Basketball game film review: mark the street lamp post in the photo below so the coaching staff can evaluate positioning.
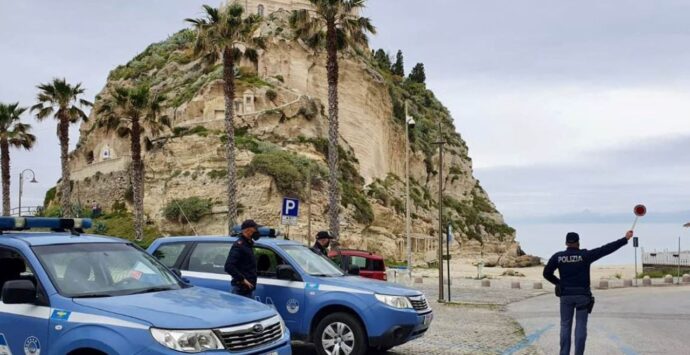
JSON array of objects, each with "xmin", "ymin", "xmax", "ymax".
[
  {"xmin": 405, "ymin": 101, "xmax": 416, "ymax": 271},
  {"xmin": 433, "ymin": 121, "xmax": 446, "ymax": 302},
  {"xmin": 18, "ymin": 169, "xmax": 38, "ymax": 217}
]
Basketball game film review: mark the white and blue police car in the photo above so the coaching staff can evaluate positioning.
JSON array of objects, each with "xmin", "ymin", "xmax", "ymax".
[
  {"xmin": 0, "ymin": 217, "xmax": 291, "ymax": 355},
  {"xmin": 148, "ymin": 228, "xmax": 433, "ymax": 355}
]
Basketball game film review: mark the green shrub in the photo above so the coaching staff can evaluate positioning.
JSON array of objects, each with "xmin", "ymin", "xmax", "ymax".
[
  {"xmin": 43, "ymin": 187, "xmax": 57, "ymax": 207},
  {"xmin": 162, "ymin": 197, "xmax": 212, "ymax": 224},
  {"xmin": 341, "ymin": 182, "xmax": 374, "ymax": 225},
  {"xmin": 207, "ymin": 169, "xmax": 227, "ymax": 179},
  {"xmin": 174, "ymin": 125, "xmax": 208, "ymax": 138},
  {"xmin": 265, "ymin": 89, "xmax": 278, "ymax": 102},
  {"xmin": 245, "ymin": 150, "xmax": 325, "ymax": 198}
]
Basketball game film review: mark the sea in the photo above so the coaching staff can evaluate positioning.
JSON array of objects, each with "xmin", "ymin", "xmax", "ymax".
[{"xmin": 512, "ymin": 223, "xmax": 689, "ymax": 265}]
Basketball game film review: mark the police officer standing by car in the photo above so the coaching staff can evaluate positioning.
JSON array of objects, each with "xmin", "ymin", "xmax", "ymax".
[
  {"xmin": 543, "ymin": 230, "xmax": 634, "ymax": 355},
  {"xmin": 311, "ymin": 231, "xmax": 334, "ymax": 256},
  {"xmin": 225, "ymin": 220, "xmax": 261, "ymax": 298}
]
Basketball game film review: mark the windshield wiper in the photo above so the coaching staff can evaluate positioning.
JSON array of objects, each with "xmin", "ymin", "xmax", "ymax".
[
  {"xmin": 126, "ymin": 286, "xmax": 175, "ymax": 295},
  {"xmin": 73, "ymin": 293, "xmax": 114, "ymax": 298}
]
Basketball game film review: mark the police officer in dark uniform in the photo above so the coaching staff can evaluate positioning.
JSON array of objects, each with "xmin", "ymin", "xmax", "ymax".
[
  {"xmin": 225, "ymin": 220, "xmax": 261, "ymax": 298},
  {"xmin": 311, "ymin": 231, "xmax": 334, "ymax": 256},
  {"xmin": 543, "ymin": 230, "xmax": 634, "ymax": 355}
]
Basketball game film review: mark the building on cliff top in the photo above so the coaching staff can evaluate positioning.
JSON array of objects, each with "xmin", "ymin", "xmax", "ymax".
[{"xmin": 236, "ymin": 0, "xmax": 312, "ymax": 16}]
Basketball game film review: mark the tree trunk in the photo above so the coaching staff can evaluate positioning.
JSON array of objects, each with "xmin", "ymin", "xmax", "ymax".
[
  {"xmin": 58, "ymin": 114, "xmax": 72, "ymax": 217},
  {"xmin": 326, "ymin": 21, "xmax": 341, "ymax": 239},
  {"xmin": 223, "ymin": 47, "xmax": 238, "ymax": 233},
  {"xmin": 131, "ymin": 116, "xmax": 145, "ymax": 241},
  {"xmin": 1, "ymin": 137, "xmax": 10, "ymax": 216}
]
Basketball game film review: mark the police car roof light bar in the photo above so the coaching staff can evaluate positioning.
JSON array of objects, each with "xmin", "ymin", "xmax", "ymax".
[
  {"xmin": 230, "ymin": 225, "xmax": 278, "ymax": 238},
  {"xmin": 0, "ymin": 217, "xmax": 93, "ymax": 232}
]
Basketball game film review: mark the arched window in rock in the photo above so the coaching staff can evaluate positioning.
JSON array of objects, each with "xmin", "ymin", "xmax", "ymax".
[
  {"xmin": 101, "ymin": 145, "xmax": 112, "ymax": 160},
  {"xmin": 257, "ymin": 4, "xmax": 265, "ymax": 16}
]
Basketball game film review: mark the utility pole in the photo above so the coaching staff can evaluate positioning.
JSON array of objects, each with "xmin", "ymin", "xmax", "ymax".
[
  {"xmin": 433, "ymin": 121, "xmax": 446, "ymax": 302},
  {"xmin": 307, "ymin": 168, "xmax": 312, "ymax": 245},
  {"xmin": 405, "ymin": 101, "xmax": 415, "ymax": 271}
]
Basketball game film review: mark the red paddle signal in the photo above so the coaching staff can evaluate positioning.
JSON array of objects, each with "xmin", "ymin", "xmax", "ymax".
[{"xmin": 634, "ymin": 204, "xmax": 647, "ymax": 217}]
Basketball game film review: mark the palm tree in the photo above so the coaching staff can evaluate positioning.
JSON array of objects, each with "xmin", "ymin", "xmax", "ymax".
[
  {"xmin": 0, "ymin": 103, "xmax": 36, "ymax": 216},
  {"xmin": 186, "ymin": 4, "xmax": 264, "ymax": 233},
  {"xmin": 31, "ymin": 78, "xmax": 92, "ymax": 217},
  {"xmin": 96, "ymin": 84, "xmax": 170, "ymax": 241},
  {"xmin": 290, "ymin": 0, "xmax": 375, "ymax": 238}
]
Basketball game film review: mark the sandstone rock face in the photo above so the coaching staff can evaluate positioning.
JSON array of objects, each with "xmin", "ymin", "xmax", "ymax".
[{"xmin": 63, "ymin": 11, "xmax": 537, "ymax": 266}]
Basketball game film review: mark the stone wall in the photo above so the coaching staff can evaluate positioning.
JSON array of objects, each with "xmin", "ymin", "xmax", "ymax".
[{"xmin": 71, "ymin": 170, "xmax": 131, "ymax": 210}]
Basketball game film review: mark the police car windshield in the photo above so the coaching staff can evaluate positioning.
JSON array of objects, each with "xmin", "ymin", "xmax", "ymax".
[
  {"xmin": 283, "ymin": 245, "xmax": 344, "ymax": 277},
  {"xmin": 33, "ymin": 243, "xmax": 182, "ymax": 298}
]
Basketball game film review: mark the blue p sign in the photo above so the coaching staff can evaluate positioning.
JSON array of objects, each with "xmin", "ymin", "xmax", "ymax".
[{"xmin": 282, "ymin": 198, "xmax": 300, "ymax": 217}]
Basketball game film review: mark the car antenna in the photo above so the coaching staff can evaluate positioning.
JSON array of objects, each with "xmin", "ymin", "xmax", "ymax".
[{"xmin": 172, "ymin": 199, "xmax": 198, "ymax": 236}]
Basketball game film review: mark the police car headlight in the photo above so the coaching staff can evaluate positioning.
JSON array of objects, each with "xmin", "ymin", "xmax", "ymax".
[
  {"xmin": 375, "ymin": 294, "xmax": 413, "ymax": 309},
  {"xmin": 150, "ymin": 328, "xmax": 223, "ymax": 352}
]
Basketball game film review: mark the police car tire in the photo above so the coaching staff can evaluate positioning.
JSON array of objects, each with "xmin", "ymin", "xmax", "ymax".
[{"xmin": 313, "ymin": 312, "xmax": 367, "ymax": 355}]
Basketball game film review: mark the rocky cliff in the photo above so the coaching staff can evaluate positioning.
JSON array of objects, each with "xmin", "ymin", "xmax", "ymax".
[{"xmin": 56, "ymin": 10, "xmax": 537, "ymax": 267}]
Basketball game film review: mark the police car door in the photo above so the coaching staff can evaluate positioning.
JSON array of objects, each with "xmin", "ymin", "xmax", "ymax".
[
  {"xmin": 0, "ymin": 247, "xmax": 49, "ymax": 355},
  {"xmin": 253, "ymin": 246, "xmax": 305, "ymax": 331},
  {"xmin": 181, "ymin": 242, "xmax": 232, "ymax": 292}
]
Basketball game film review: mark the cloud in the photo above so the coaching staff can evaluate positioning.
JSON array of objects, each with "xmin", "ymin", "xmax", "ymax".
[{"xmin": 475, "ymin": 135, "xmax": 690, "ymax": 222}]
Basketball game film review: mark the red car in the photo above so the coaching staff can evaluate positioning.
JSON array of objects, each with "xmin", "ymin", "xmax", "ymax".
[{"xmin": 328, "ymin": 249, "xmax": 387, "ymax": 281}]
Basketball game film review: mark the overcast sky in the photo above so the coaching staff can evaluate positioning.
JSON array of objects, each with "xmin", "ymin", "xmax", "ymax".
[{"xmin": 1, "ymin": 0, "xmax": 688, "ymax": 225}]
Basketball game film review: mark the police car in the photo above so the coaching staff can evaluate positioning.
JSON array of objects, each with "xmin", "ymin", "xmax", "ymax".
[
  {"xmin": 0, "ymin": 217, "xmax": 291, "ymax": 355},
  {"xmin": 148, "ymin": 230, "xmax": 433, "ymax": 355}
]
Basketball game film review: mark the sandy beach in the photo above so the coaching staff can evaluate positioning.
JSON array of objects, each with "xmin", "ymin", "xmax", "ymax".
[{"xmin": 414, "ymin": 259, "xmax": 636, "ymax": 282}]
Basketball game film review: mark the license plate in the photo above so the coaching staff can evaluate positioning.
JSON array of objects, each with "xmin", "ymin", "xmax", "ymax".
[{"xmin": 423, "ymin": 313, "xmax": 433, "ymax": 326}]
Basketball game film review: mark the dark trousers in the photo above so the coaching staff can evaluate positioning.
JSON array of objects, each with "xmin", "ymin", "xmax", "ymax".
[
  {"xmin": 232, "ymin": 285, "xmax": 255, "ymax": 299},
  {"xmin": 560, "ymin": 295, "xmax": 590, "ymax": 355}
]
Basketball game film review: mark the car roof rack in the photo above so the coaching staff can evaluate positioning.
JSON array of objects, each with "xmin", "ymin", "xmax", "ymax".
[{"xmin": 0, "ymin": 217, "xmax": 92, "ymax": 236}]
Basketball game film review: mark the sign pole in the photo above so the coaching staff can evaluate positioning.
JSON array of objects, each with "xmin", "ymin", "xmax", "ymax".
[
  {"xmin": 678, "ymin": 236, "xmax": 681, "ymax": 285},
  {"xmin": 633, "ymin": 237, "xmax": 639, "ymax": 286},
  {"xmin": 446, "ymin": 224, "xmax": 452, "ymax": 301}
]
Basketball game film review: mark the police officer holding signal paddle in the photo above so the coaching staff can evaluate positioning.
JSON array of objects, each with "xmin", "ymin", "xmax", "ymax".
[{"xmin": 543, "ymin": 230, "xmax": 634, "ymax": 355}]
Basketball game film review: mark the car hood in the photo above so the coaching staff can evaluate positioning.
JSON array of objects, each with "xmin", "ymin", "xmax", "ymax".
[
  {"xmin": 74, "ymin": 286, "xmax": 276, "ymax": 329},
  {"xmin": 317, "ymin": 276, "xmax": 422, "ymax": 297}
]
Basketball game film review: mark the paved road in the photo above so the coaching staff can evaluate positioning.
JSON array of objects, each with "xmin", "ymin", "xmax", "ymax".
[{"xmin": 508, "ymin": 286, "xmax": 690, "ymax": 354}]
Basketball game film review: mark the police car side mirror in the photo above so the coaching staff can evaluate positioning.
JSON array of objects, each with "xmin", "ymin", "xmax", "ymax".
[
  {"xmin": 2, "ymin": 280, "xmax": 37, "ymax": 304},
  {"xmin": 170, "ymin": 268, "xmax": 182, "ymax": 278},
  {"xmin": 348, "ymin": 265, "xmax": 361, "ymax": 276},
  {"xmin": 276, "ymin": 265, "xmax": 302, "ymax": 282}
]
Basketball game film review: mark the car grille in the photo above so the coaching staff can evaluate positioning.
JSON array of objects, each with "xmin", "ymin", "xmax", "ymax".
[
  {"xmin": 216, "ymin": 315, "xmax": 283, "ymax": 352},
  {"xmin": 409, "ymin": 295, "xmax": 430, "ymax": 312}
]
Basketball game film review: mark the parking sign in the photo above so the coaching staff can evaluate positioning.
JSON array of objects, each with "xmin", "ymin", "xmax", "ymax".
[{"xmin": 281, "ymin": 198, "xmax": 299, "ymax": 226}]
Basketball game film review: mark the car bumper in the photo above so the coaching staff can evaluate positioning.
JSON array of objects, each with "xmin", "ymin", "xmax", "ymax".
[{"xmin": 367, "ymin": 309, "xmax": 433, "ymax": 349}]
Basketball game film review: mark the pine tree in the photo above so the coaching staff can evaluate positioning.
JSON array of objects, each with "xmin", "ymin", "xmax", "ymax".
[
  {"xmin": 391, "ymin": 50, "xmax": 405, "ymax": 76},
  {"xmin": 373, "ymin": 49, "xmax": 391, "ymax": 70},
  {"xmin": 408, "ymin": 63, "xmax": 426, "ymax": 84}
]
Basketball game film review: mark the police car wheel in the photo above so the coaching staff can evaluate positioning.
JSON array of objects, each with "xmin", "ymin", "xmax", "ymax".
[{"xmin": 314, "ymin": 312, "xmax": 367, "ymax": 355}]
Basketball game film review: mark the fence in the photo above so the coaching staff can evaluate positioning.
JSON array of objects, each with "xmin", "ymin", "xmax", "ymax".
[
  {"xmin": 642, "ymin": 250, "xmax": 690, "ymax": 267},
  {"xmin": 9, "ymin": 206, "xmax": 43, "ymax": 217}
]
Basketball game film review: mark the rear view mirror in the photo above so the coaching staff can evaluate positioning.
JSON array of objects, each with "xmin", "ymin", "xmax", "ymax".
[
  {"xmin": 276, "ymin": 265, "xmax": 302, "ymax": 282},
  {"xmin": 348, "ymin": 265, "xmax": 361, "ymax": 276},
  {"xmin": 2, "ymin": 280, "xmax": 37, "ymax": 304}
]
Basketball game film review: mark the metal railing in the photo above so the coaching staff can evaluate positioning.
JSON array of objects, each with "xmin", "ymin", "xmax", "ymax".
[
  {"xmin": 643, "ymin": 250, "xmax": 690, "ymax": 266},
  {"xmin": 9, "ymin": 206, "xmax": 43, "ymax": 217}
]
